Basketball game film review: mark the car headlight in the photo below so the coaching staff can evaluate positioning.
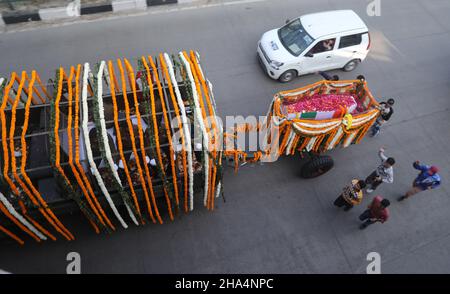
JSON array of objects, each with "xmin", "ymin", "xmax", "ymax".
[{"xmin": 270, "ymin": 60, "xmax": 284, "ymax": 69}]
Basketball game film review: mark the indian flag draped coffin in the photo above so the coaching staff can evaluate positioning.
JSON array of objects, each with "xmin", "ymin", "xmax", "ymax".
[
  {"xmin": 282, "ymin": 93, "xmax": 358, "ymax": 120},
  {"xmin": 269, "ymin": 79, "xmax": 381, "ymax": 154}
]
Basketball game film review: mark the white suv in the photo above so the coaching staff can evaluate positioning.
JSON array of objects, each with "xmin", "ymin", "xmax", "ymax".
[{"xmin": 257, "ymin": 10, "xmax": 370, "ymax": 82}]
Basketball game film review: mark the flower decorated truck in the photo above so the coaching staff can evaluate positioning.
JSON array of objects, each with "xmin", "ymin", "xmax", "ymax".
[
  {"xmin": 0, "ymin": 51, "xmax": 380, "ymax": 245},
  {"xmin": 0, "ymin": 52, "xmax": 224, "ymax": 243},
  {"xmin": 226, "ymin": 77, "xmax": 380, "ymax": 178}
]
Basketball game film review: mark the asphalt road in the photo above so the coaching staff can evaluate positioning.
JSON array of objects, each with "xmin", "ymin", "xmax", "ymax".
[{"xmin": 0, "ymin": 0, "xmax": 449, "ymax": 273}]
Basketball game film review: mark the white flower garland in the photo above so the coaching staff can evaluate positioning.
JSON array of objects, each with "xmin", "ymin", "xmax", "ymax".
[
  {"xmin": 194, "ymin": 53, "xmax": 224, "ymax": 201},
  {"xmin": 343, "ymin": 131, "xmax": 357, "ymax": 148},
  {"xmin": 97, "ymin": 61, "xmax": 139, "ymax": 226},
  {"xmin": 81, "ymin": 62, "xmax": 128, "ymax": 229},
  {"xmin": 292, "ymin": 122, "xmax": 337, "ymax": 135},
  {"xmin": 285, "ymin": 129, "xmax": 296, "ymax": 155},
  {"xmin": 0, "ymin": 192, "xmax": 47, "ymax": 240},
  {"xmin": 179, "ymin": 52, "xmax": 210, "ymax": 208},
  {"xmin": 305, "ymin": 137, "xmax": 318, "ymax": 152},
  {"xmin": 297, "ymin": 120, "xmax": 341, "ymax": 129},
  {"xmin": 215, "ymin": 182, "xmax": 221, "ymax": 199},
  {"xmin": 164, "ymin": 53, "xmax": 194, "ymax": 211},
  {"xmin": 327, "ymin": 127, "xmax": 344, "ymax": 150}
]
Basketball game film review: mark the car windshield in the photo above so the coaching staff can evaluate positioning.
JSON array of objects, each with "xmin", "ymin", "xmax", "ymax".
[{"xmin": 278, "ymin": 19, "xmax": 314, "ymax": 56}]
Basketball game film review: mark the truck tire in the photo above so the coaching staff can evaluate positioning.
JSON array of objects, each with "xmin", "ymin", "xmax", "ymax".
[{"xmin": 301, "ymin": 155, "xmax": 334, "ymax": 178}]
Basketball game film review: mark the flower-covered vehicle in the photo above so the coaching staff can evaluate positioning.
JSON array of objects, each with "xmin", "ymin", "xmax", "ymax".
[
  {"xmin": 0, "ymin": 52, "xmax": 223, "ymax": 244},
  {"xmin": 226, "ymin": 76, "xmax": 380, "ymax": 178}
]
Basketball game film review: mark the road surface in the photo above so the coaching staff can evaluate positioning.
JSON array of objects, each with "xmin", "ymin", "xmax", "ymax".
[{"xmin": 0, "ymin": 0, "xmax": 449, "ymax": 273}]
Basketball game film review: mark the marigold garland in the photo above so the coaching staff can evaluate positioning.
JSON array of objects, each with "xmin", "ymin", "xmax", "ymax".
[
  {"xmin": 180, "ymin": 52, "xmax": 210, "ymax": 208},
  {"xmin": 0, "ymin": 224, "xmax": 24, "ymax": 245},
  {"xmin": 189, "ymin": 51, "xmax": 220, "ymax": 210},
  {"xmin": 109, "ymin": 61, "xmax": 155, "ymax": 224},
  {"xmin": 141, "ymin": 56, "xmax": 174, "ymax": 220},
  {"xmin": 66, "ymin": 66, "xmax": 113, "ymax": 232},
  {"xmin": 81, "ymin": 63, "xmax": 130, "ymax": 229},
  {"xmin": 160, "ymin": 54, "xmax": 189, "ymax": 213},
  {"xmin": 123, "ymin": 58, "xmax": 158, "ymax": 223},
  {"xmin": 146, "ymin": 57, "xmax": 179, "ymax": 208},
  {"xmin": 1, "ymin": 75, "xmax": 43, "ymax": 241},
  {"xmin": 73, "ymin": 64, "xmax": 115, "ymax": 230},
  {"xmin": 10, "ymin": 71, "xmax": 73, "ymax": 241},
  {"xmin": 52, "ymin": 67, "xmax": 102, "ymax": 235},
  {"xmin": 115, "ymin": 59, "xmax": 157, "ymax": 223},
  {"xmin": 94, "ymin": 62, "xmax": 142, "ymax": 227},
  {"xmin": 18, "ymin": 71, "xmax": 56, "ymax": 241}
]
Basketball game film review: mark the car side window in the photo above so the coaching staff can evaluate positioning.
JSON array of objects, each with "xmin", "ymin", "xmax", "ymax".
[
  {"xmin": 338, "ymin": 34, "xmax": 362, "ymax": 48},
  {"xmin": 308, "ymin": 38, "xmax": 336, "ymax": 55}
]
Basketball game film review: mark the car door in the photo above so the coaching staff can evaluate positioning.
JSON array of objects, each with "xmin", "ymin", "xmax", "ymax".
[
  {"xmin": 334, "ymin": 32, "xmax": 368, "ymax": 68},
  {"xmin": 297, "ymin": 37, "xmax": 338, "ymax": 74}
]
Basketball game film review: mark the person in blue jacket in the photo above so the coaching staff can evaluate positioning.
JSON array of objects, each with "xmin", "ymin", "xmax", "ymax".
[{"xmin": 398, "ymin": 161, "xmax": 441, "ymax": 201}]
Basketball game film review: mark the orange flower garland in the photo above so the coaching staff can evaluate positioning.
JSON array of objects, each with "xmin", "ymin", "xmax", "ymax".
[
  {"xmin": 107, "ymin": 61, "xmax": 148, "ymax": 222},
  {"xmin": 189, "ymin": 51, "xmax": 220, "ymax": 210},
  {"xmin": 141, "ymin": 56, "xmax": 174, "ymax": 220},
  {"xmin": 159, "ymin": 54, "xmax": 189, "ymax": 213},
  {"xmin": 35, "ymin": 73, "xmax": 51, "ymax": 100},
  {"xmin": 66, "ymin": 66, "xmax": 113, "ymax": 232},
  {"xmin": 0, "ymin": 224, "xmax": 24, "ymax": 245},
  {"xmin": 24, "ymin": 72, "xmax": 44, "ymax": 104},
  {"xmin": 147, "ymin": 56, "xmax": 180, "ymax": 207},
  {"xmin": 182, "ymin": 51, "xmax": 213, "ymax": 209},
  {"xmin": 0, "ymin": 73, "xmax": 44, "ymax": 242},
  {"xmin": 73, "ymin": 64, "xmax": 115, "ymax": 230},
  {"xmin": 9, "ymin": 71, "xmax": 73, "ymax": 241},
  {"xmin": 125, "ymin": 58, "xmax": 163, "ymax": 223},
  {"xmin": 117, "ymin": 59, "xmax": 155, "ymax": 223},
  {"xmin": 19, "ymin": 71, "xmax": 57, "ymax": 241}
]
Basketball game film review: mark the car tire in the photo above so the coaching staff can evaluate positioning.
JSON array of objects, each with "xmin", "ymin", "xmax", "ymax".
[
  {"xmin": 343, "ymin": 59, "xmax": 360, "ymax": 72},
  {"xmin": 300, "ymin": 155, "xmax": 334, "ymax": 179},
  {"xmin": 278, "ymin": 70, "xmax": 297, "ymax": 83}
]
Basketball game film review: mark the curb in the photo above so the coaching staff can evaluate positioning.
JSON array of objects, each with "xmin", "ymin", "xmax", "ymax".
[{"xmin": 0, "ymin": 0, "xmax": 198, "ymax": 26}]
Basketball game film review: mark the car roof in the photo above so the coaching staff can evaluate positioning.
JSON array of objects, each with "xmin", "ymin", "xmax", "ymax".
[{"xmin": 300, "ymin": 10, "xmax": 368, "ymax": 39}]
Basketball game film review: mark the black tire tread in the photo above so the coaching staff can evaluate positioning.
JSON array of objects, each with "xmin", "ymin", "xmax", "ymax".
[{"xmin": 301, "ymin": 155, "xmax": 334, "ymax": 178}]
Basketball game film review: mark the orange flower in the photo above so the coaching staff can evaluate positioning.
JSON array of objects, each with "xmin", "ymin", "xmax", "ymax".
[
  {"xmin": 189, "ymin": 51, "xmax": 220, "ymax": 210},
  {"xmin": 73, "ymin": 64, "xmax": 115, "ymax": 230},
  {"xmin": 159, "ymin": 54, "xmax": 189, "ymax": 213},
  {"xmin": 148, "ymin": 56, "xmax": 179, "ymax": 207},
  {"xmin": 117, "ymin": 59, "xmax": 155, "ymax": 223},
  {"xmin": 66, "ymin": 66, "xmax": 114, "ymax": 232},
  {"xmin": 142, "ymin": 56, "xmax": 174, "ymax": 221},
  {"xmin": 0, "ymin": 224, "xmax": 24, "ymax": 245},
  {"xmin": 9, "ymin": 71, "xmax": 74, "ymax": 241}
]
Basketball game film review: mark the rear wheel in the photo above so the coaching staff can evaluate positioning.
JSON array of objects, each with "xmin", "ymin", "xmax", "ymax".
[
  {"xmin": 301, "ymin": 155, "xmax": 334, "ymax": 178},
  {"xmin": 343, "ymin": 59, "xmax": 360, "ymax": 72},
  {"xmin": 278, "ymin": 70, "xmax": 297, "ymax": 83}
]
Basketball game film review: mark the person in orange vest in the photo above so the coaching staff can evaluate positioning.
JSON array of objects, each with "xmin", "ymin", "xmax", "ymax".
[{"xmin": 334, "ymin": 179, "xmax": 366, "ymax": 211}]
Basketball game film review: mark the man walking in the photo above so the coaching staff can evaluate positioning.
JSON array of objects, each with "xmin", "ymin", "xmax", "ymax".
[
  {"xmin": 370, "ymin": 98, "xmax": 395, "ymax": 137},
  {"xmin": 398, "ymin": 162, "xmax": 441, "ymax": 201},
  {"xmin": 359, "ymin": 196, "xmax": 390, "ymax": 230},
  {"xmin": 365, "ymin": 147, "xmax": 395, "ymax": 193},
  {"xmin": 334, "ymin": 179, "xmax": 366, "ymax": 211}
]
